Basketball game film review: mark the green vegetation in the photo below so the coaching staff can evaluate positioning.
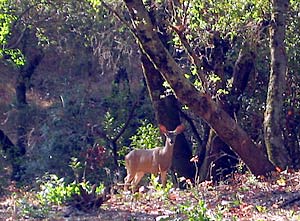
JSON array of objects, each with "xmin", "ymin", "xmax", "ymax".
[
  {"xmin": 0, "ymin": 0, "xmax": 299, "ymax": 220},
  {"xmin": 129, "ymin": 121, "xmax": 162, "ymax": 150}
]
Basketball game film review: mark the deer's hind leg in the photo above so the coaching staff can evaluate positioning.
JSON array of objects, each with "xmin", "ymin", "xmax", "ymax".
[{"xmin": 132, "ymin": 172, "xmax": 144, "ymax": 190}]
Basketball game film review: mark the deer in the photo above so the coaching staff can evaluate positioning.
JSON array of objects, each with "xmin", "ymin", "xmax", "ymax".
[{"xmin": 124, "ymin": 124, "xmax": 185, "ymax": 190}]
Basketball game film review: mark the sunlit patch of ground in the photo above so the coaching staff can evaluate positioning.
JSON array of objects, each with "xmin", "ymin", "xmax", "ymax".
[
  {"xmin": 27, "ymin": 88, "xmax": 55, "ymax": 108},
  {"xmin": 1, "ymin": 170, "xmax": 300, "ymax": 220}
]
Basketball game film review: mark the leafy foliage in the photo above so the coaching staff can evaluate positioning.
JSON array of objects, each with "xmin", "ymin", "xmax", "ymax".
[
  {"xmin": 286, "ymin": 0, "xmax": 300, "ymax": 108},
  {"xmin": 36, "ymin": 173, "xmax": 77, "ymax": 206},
  {"xmin": 129, "ymin": 121, "xmax": 162, "ymax": 150},
  {"xmin": 2, "ymin": 171, "xmax": 300, "ymax": 219},
  {"xmin": 0, "ymin": 0, "xmax": 25, "ymax": 66},
  {"xmin": 177, "ymin": 200, "xmax": 214, "ymax": 221},
  {"xmin": 39, "ymin": 174, "xmax": 104, "ymax": 202},
  {"xmin": 0, "ymin": 1, "xmax": 299, "ymax": 220},
  {"xmin": 189, "ymin": 0, "xmax": 269, "ymax": 38},
  {"xmin": 19, "ymin": 172, "xmax": 108, "ymax": 217}
]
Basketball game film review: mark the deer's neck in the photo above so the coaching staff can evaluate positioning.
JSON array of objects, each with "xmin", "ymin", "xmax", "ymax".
[{"xmin": 160, "ymin": 141, "xmax": 174, "ymax": 159}]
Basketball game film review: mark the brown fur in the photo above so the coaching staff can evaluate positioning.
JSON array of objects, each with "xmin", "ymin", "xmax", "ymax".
[{"xmin": 124, "ymin": 124, "xmax": 185, "ymax": 190}]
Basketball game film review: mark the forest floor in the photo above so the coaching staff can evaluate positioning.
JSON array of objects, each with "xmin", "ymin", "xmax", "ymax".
[{"xmin": 1, "ymin": 170, "xmax": 300, "ymax": 220}]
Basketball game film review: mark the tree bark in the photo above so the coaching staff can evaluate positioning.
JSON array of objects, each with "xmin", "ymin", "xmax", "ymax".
[
  {"xmin": 0, "ymin": 129, "xmax": 23, "ymax": 180},
  {"xmin": 0, "ymin": 129, "xmax": 15, "ymax": 152},
  {"xmin": 13, "ymin": 45, "xmax": 44, "ymax": 180},
  {"xmin": 123, "ymin": 0, "xmax": 275, "ymax": 176},
  {"xmin": 199, "ymin": 43, "xmax": 256, "ymax": 181},
  {"xmin": 284, "ymin": 108, "xmax": 300, "ymax": 168},
  {"xmin": 264, "ymin": 0, "xmax": 291, "ymax": 169},
  {"xmin": 141, "ymin": 53, "xmax": 195, "ymax": 180}
]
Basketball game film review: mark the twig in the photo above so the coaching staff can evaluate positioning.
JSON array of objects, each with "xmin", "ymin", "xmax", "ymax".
[
  {"xmin": 280, "ymin": 193, "xmax": 300, "ymax": 208},
  {"xmin": 100, "ymin": 1, "xmax": 134, "ymax": 33},
  {"xmin": 169, "ymin": 24, "xmax": 208, "ymax": 92}
]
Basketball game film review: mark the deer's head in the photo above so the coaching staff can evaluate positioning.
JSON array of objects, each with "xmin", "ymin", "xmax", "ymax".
[{"xmin": 159, "ymin": 124, "xmax": 186, "ymax": 145}]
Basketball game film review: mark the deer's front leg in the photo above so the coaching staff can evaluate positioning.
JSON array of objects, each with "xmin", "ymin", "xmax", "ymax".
[{"xmin": 160, "ymin": 171, "xmax": 167, "ymax": 187}]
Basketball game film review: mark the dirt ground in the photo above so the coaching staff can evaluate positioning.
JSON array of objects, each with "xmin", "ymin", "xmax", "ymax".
[{"xmin": 1, "ymin": 171, "xmax": 300, "ymax": 220}]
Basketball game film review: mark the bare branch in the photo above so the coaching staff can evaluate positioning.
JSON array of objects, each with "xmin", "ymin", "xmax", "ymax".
[
  {"xmin": 169, "ymin": 24, "xmax": 208, "ymax": 92},
  {"xmin": 100, "ymin": 1, "xmax": 134, "ymax": 33}
]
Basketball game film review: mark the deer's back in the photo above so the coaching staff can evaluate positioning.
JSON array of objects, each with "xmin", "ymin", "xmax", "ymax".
[
  {"xmin": 125, "ymin": 147, "xmax": 172, "ymax": 173},
  {"xmin": 125, "ymin": 148, "xmax": 161, "ymax": 173}
]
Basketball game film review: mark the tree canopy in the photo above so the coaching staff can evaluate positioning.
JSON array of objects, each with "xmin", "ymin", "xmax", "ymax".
[
  {"xmin": 0, "ymin": 0, "xmax": 300, "ymax": 219},
  {"xmin": 0, "ymin": 0, "xmax": 299, "ymax": 195}
]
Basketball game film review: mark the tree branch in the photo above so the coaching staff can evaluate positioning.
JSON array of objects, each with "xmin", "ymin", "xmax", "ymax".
[
  {"xmin": 100, "ymin": 1, "xmax": 134, "ymax": 33},
  {"xmin": 121, "ymin": 0, "xmax": 275, "ymax": 175},
  {"xmin": 170, "ymin": 24, "xmax": 208, "ymax": 92}
]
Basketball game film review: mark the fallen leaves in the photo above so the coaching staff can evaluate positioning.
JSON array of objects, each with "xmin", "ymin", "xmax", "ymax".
[
  {"xmin": 103, "ymin": 170, "xmax": 300, "ymax": 220},
  {"xmin": 1, "ymin": 170, "xmax": 300, "ymax": 220}
]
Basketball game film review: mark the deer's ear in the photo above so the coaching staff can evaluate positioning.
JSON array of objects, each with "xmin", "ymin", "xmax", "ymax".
[
  {"xmin": 159, "ymin": 124, "xmax": 168, "ymax": 133},
  {"xmin": 175, "ymin": 124, "xmax": 185, "ymax": 134}
]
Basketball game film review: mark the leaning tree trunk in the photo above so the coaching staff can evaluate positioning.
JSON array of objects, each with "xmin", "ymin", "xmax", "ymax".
[
  {"xmin": 13, "ymin": 41, "xmax": 44, "ymax": 180},
  {"xmin": 200, "ymin": 44, "xmax": 257, "ymax": 181},
  {"xmin": 139, "ymin": 3, "xmax": 195, "ymax": 180},
  {"xmin": 141, "ymin": 53, "xmax": 195, "ymax": 180},
  {"xmin": 123, "ymin": 0, "xmax": 275, "ymax": 176},
  {"xmin": 264, "ymin": 0, "xmax": 291, "ymax": 169}
]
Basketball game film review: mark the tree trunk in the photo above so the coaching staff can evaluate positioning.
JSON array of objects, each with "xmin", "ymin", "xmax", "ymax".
[
  {"xmin": 0, "ymin": 129, "xmax": 22, "ymax": 180},
  {"xmin": 141, "ymin": 53, "xmax": 195, "ymax": 180},
  {"xmin": 197, "ymin": 34, "xmax": 234, "ymax": 181},
  {"xmin": 123, "ymin": 0, "xmax": 275, "ymax": 176},
  {"xmin": 139, "ymin": 2, "xmax": 195, "ymax": 180},
  {"xmin": 199, "ymin": 44, "xmax": 256, "ymax": 181},
  {"xmin": 13, "ymin": 49, "xmax": 44, "ymax": 180},
  {"xmin": 264, "ymin": 0, "xmax": 291, "ymax": 169},
  {"xmin": 284, "ymin": 108, "xmax": 300, "ymax": 168},
  {"xmin": 0, "ymin": 130, "xmax": 15, "ymax": 152}
]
